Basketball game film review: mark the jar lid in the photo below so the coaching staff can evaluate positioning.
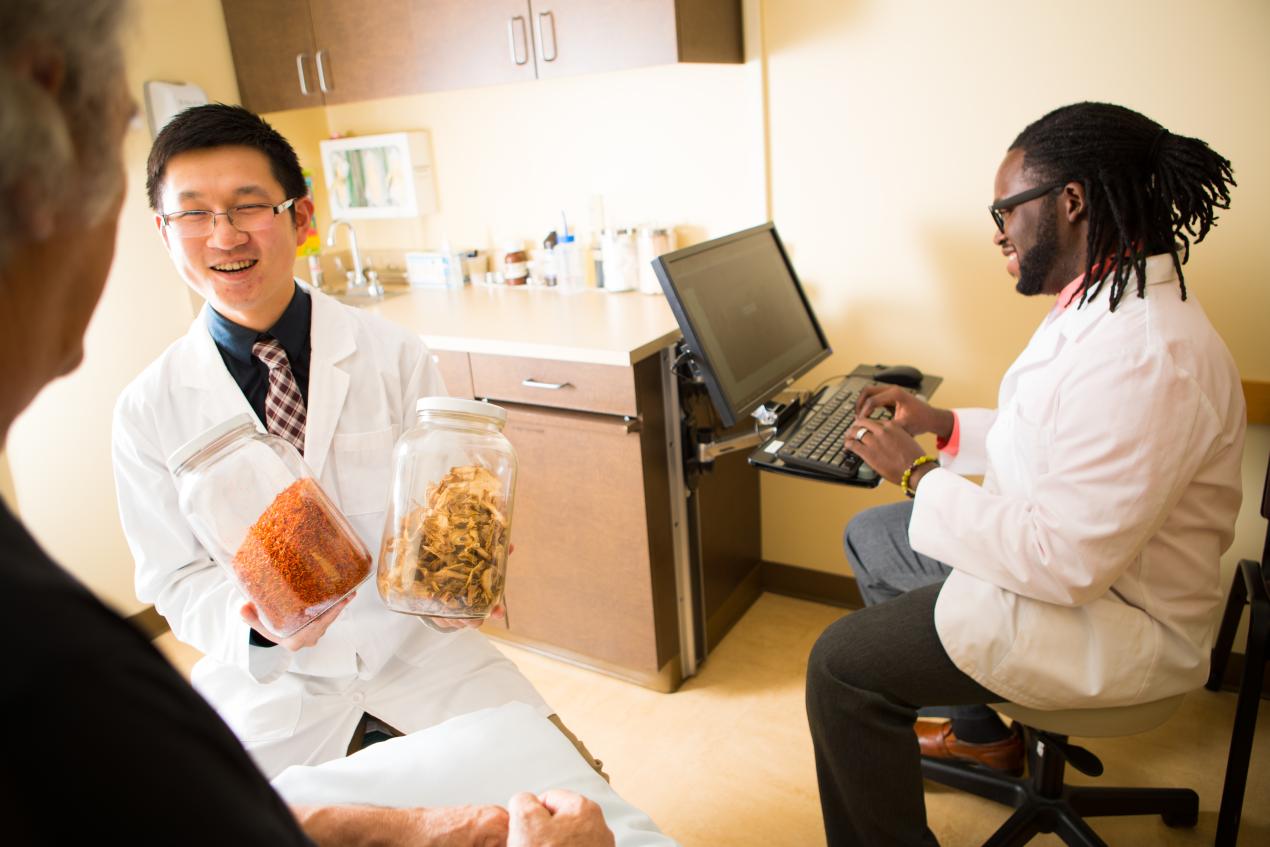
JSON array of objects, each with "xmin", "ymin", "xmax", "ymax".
[
  {"xmin": 416, "ymin": 396, "xmax": 508, "ymax": 425},
  {"xmin": 166, "ymin": 413, "xmax": 259, "ymax": 473}
]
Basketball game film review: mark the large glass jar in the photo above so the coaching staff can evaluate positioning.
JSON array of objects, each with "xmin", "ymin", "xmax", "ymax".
[
  {"xmin": 168, "ymin": 414, "xmax": 371, "ymax": 638},
  {"xmin": 378, "ymin": 397, "xmax": 517, "ymax": 620}
]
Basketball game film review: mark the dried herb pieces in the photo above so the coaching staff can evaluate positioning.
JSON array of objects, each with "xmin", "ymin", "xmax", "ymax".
[
  {"xmin": 380, "ymin": 465, "xmax": 508, "ymax": 618},
  {"xmin": 232, "ymin": 477, "xmax": 370, "ymax": 636}
]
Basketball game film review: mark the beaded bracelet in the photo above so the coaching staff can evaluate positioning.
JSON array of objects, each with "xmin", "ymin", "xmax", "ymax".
[{"xmin": 900, "ymin": 455, "xmax": 938, "ymax": 498}]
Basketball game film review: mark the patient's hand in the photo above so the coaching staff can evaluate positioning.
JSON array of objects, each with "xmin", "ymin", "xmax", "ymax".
[
  {"xmin": 241, "ymin": 593, "xmax": 354, "ymax": 651},
  {"xmin": 508, "ymin": 791, "xmax": 615, "ymax": 847},
  {"xmin": 857, "ymin": 385, "xmax": 953, "ymax": 440}
]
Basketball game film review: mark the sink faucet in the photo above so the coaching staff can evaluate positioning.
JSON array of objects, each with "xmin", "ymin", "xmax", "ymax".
[{"xmin": 326, "ymin": 219, "xmax": 382, "ymax": 297}]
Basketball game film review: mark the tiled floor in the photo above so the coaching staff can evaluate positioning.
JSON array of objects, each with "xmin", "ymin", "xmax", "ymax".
[{"xmin": 155, "ymin": 593, "xmax": 1270, "ymax": 846}]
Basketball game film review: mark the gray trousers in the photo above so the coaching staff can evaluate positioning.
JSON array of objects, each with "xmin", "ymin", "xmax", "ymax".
[
  {"xmin": 843, "ymin": 499, "xmax": 953, "ymax": 606},
  {"xmin": 805, "ymin": 501, "xmax": 1004, "ymax": 847}
]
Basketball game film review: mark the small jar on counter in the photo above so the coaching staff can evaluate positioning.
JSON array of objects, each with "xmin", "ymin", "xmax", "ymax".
[
  {"xmin": 601, "ymin": 228, "xmax": 638, "ymax": 292},
  {"xmin": 502, "ymin": 242, "xmax": 529, "ymax": 286},
  {"xmin": 637, "ymin": 226, "xmax": 676, "ymax": 294},
  {"xmin": 168, "ymin": 414, "xmax": 371, "ymax": 638},
  {"xmin": 378, "ymin": 398, "xmax": 517, "ymax": 620}
]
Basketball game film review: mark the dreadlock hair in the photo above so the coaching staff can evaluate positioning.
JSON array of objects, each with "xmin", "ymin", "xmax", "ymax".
[{"xmin": 1010, "ymin": 102, "xmax": 1235, "ymax": 310}]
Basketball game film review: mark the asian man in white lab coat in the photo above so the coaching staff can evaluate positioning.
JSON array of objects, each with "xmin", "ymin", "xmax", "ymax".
[
  {"xmin": 804, "ymin": 102, "xmax": 1246, "ymax": 847},
  {"xmin": 111, "ymin": 104, "xmax": 599, "ymax": 781}
]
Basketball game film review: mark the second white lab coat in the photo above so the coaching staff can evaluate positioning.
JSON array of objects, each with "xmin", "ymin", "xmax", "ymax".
[
  {"xmin": 113, "ymin": 286, "xmax": 548, "ymax": 766},
  {"xmin": 910, "ymin": 256, "xmax": 1245, "ymax": 710}
]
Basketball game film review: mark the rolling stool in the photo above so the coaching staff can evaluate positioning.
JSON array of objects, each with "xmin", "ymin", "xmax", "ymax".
[
  {"xmin": 920, "ymin": 695, "xmax": 1197, "ymax": 847},
  {"xmin": 346, "ymin": 712, "xmax": 404, "ymax": 755}
]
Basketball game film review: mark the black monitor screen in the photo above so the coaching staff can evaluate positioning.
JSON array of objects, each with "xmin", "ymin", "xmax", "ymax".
[{"xmin": 653, "ymin": 223, "xmax": 831, "ymax": 427}]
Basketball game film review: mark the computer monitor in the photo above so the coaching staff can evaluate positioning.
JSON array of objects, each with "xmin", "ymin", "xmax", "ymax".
[{"xmin": 653, "ymin": 222, "xmax": 832, "ymax": 428}]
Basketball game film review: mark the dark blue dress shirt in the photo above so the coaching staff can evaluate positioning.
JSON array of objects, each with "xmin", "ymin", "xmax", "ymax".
[{"xmin": 206, "ymin": 282, "xmax": 312, "ymax": 427}]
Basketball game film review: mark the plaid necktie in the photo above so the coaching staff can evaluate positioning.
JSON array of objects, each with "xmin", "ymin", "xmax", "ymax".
[{"xmin": 252, "ymin": 338, "xmax": 306, "ymax": 454}]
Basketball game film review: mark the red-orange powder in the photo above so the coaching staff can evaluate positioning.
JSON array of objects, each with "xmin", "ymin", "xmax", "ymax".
[{"xmin": 232, "ymin": 477, "xmax": 370, "ymax": 636}]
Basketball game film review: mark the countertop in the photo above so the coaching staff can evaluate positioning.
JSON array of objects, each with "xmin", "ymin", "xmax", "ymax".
[{"xmin": 354, "ymin": 284, "xmax": 683, "ymax": 366}]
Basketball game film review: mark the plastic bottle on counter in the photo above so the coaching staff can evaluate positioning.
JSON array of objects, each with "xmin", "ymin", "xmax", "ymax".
[
  {"xmin": 591, "ymin": 233, "xmax": 606, "ymax": 289},
  {"xmin": 555, "ymin": 234, "xmax": 587, "ymax": 291}
]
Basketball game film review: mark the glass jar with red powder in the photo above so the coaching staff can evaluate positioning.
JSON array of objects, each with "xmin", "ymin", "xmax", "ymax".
[
  {"xmin": 168, "ymin": 414, "xmax": 372, "ymax": 638},
  {"xmin": 378, "ymin": 398, "xmax": 517, "ymax": 620}
]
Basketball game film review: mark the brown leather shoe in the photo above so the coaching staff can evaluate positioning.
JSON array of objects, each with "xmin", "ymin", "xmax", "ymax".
[{"xmin": 916, "ymin": 720, "xmax": 1024, "ymax": 776}]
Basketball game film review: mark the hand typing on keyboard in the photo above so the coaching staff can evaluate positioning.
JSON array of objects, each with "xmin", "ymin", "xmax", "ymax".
[
  {"xmin": 856, "ymin": 385, "xmax": 955, "ymax": 440},
  {"xmin": 845, "ymin": 385, "xmax": 955, "ymax": 493}
]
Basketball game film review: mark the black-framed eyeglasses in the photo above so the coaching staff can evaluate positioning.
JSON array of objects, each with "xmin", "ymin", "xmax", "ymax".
[
  {"xmin": 160, "ymin": 198, "xmax": 297, "ymax": 238},
  {"xmin": 989, "ymin": 182, "xmax": 1065, "ymax": 233}
]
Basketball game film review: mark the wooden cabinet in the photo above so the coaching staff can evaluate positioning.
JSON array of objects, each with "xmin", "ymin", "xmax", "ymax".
[
  {"xmin": 471, "ymin": 352, "xmax": 682, "ymax": 690},
  {"xmin": 221, "ymin": 0, "xmax": 741, "ymax": 113},
  {"xmin": 307, "ymin": 0, "xmax": 428, "ymax": 105},
  {"xmin": 402, "ymin": 0, "xmax": 540, "ymax": 93},
  {"xmin": 221, "ymin": 0, "xmax": 324, "ymax": 113},
  {"xmin": 222, "ymin": 0, "xmax": 423, "ymax": 112},
  {"xmin": 424, "ymin": 344, "xmax": 761, "ymax": 691}
]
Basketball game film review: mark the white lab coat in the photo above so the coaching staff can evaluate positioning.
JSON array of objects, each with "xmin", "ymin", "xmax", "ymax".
[
  {"xmin": 910, "ymin": 255, "xmax": 1245, "ymax": 710},
  {"xmin": 113, "ymin": 286, "xmax": 548, "ymax": 775}
]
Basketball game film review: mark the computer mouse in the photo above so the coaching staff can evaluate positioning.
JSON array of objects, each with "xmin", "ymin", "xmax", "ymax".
[{"xmin": 872, "ymin": 364, "xmax": 924, "ymax": 389}]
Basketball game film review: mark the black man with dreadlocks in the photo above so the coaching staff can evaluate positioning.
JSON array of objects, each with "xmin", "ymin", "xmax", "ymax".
[{"xmin": 804, "ymin": 102, "xmax": 1245, "ymax": 846}]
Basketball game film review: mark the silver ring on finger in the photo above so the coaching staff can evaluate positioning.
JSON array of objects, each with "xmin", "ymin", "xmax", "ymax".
[{"xmin": 855, "ymin": 426, "xmax": 868, "ymax": 442}]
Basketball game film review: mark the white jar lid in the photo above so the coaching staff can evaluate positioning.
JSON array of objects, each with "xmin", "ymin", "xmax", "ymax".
[
  {"xmin": 416, "ymin": 396, "xmax": 508, "ymax": 425},
  {"xmin": 166, "ymin": 413, "xmax": 260, "ymax": 473}
]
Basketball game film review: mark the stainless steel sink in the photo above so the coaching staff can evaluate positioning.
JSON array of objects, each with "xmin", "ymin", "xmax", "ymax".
[{"xmin": 321, "ymin": 286, "xmax": 410, "ymax": 307}]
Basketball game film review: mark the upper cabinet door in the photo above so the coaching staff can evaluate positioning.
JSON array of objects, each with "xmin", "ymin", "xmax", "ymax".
[
  {"xmin": 404, "ymin": 0, "xmax": 540, "ymax": 93},
  {"xmin": 528, "ymin": 0, "xmax": 742, "ymax": 80},
  {"xmin": 308, "ymin": 0, "xmax": 425, "ymax": 105},
  {"xmin": 222, "ymin": 0, "xmax": 324, "ymax": 113}
]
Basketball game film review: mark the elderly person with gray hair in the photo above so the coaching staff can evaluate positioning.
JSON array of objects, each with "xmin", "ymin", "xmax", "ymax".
[{"xmin": 0, "ymin": 2, "xmax": 613, "ymax": 845}]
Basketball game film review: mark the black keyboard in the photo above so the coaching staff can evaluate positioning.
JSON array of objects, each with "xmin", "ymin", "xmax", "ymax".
[{"xmin": 776, "ymin": 378, "xmax": 890, "ymax": 481}]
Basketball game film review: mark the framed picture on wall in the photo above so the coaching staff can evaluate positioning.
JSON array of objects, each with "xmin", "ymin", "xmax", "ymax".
[{"xmin": 319, "ymin": 131, "xmax": 438, "ymax": 220}]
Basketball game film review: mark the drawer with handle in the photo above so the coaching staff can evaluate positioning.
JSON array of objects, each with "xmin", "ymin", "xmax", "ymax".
[{"xmin": 468, "ymin": 353, "xmax": 637, "ymax": 417}]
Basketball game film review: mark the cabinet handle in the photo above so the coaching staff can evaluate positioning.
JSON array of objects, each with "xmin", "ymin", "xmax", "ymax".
[
  {"xmin": 521, "ymin": 378, "xmax": 572, "ymax": 390},
  {"xmin": 535, "ymin": 10, "xmax": 558, "ymax": 62},
  {"xmin": 315, "ymin": 49, "xmax": 331, "ymax": 93},
  {"xmin": 295, "ymin": 53, "xmax": 312, "ymax": 96},
  {"xmin": 507, "ymin": 16, "xmax": 530, "ymax": 66}
]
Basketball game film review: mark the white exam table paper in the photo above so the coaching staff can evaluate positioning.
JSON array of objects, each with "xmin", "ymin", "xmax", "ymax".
[{"xmin": 272, "ymin": 701, "xmax": 677, "ymax": 846}]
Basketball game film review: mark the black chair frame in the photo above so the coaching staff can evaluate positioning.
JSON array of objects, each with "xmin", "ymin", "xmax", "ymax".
[
  {"xmin": 1205, "ymin": 448, "xmax": 1270, "ymax": 847},
  {"xmin": 921, "ymin": 726, "xmax": 1198, "ymax": 847}
]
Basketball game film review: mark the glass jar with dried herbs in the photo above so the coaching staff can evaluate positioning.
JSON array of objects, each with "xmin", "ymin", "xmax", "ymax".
[
  {"xmin": 378, "ymin": 397, "xmax": 517, "ymax": 620},
  {"xmin": 168, "ymin": 414, "xmax": 372, "ymax": 638}
]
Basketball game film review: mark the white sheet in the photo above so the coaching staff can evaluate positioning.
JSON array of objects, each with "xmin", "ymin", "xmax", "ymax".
[{"xmin": 272, "ymin": 701, "xmax": 677, "ymax": 846}]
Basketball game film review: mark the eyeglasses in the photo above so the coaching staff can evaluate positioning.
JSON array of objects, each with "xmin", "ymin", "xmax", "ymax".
[
  {"xmin": 989, "ymin": 182, "xmax": 1065, "ymax": 233},
  {"xmin": 160, "ymin": 198, "xmax": 297, "ymax": 238}
]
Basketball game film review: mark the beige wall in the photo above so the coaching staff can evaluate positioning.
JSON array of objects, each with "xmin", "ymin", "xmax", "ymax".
[
  {"xmin": 759, "ymin": 0, "xmax": 1270, "ymax": 576},
  {"xmin": 266, "ymin": 59, "xmax": 767, "ymax": 261},
  {"xmin": 5, "ymin": 0, "xmax": 239, "ymax": 614}
]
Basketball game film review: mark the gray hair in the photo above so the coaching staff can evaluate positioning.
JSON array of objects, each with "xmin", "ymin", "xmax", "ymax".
[{"xmin": 0, "ymin": 0, "xmax": 129, "ymax": 268}]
